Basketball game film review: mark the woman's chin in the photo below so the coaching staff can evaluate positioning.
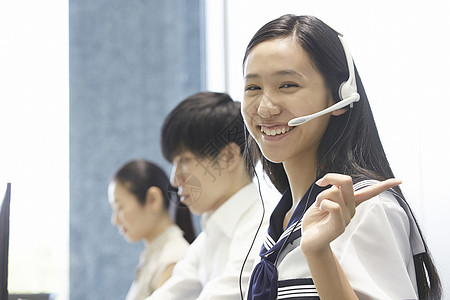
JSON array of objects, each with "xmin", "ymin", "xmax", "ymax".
[{"xmin": 261, "ymin": 149, "xmax": 285, "ymax": 164}]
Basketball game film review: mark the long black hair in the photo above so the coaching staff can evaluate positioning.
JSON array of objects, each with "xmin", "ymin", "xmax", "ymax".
[
  {"xmin": 243, "ymin": 14, "xmax": 441, "ymax": 300},
  {"xmin": 111, "ymin": 159, "xmax": 196, "ymax": 244}
]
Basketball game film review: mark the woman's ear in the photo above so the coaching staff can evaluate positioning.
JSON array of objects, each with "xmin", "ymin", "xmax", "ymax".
[
  {"xmin": 145, "ymin": 186, "xmax": 164, "ymax": 212},
  {"xmin": 328, "ymin": 94, "xmax": 348, "ymax": 117},
  {"xmin": 331, "ymin": 107, "xmax": 348, "ymax": 116}
]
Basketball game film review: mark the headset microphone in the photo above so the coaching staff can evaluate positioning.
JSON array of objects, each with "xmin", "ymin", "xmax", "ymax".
[{"xmin": 288, "ymin": 35, "xmax": 360, "ymax": 127}]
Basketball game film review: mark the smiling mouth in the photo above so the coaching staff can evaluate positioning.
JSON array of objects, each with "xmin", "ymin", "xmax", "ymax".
[{"xmin": 259, "ymin": 126, "xmax": 293, "ymax": 136}]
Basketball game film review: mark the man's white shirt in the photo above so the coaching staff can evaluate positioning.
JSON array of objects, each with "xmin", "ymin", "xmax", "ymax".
[{"xmin": 147, "ymin": 182, "xmax": 273, "ymax": 300}]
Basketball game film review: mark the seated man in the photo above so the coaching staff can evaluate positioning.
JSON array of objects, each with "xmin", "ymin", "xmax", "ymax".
[{"xmin": 148, "ymin": 92, "xmax": 270, "ymax": 299}]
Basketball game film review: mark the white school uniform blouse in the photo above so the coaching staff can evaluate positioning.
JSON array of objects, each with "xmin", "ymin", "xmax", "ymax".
[
  {"xmin": 147, "ymin": 182, "xmax": 271, "ymax": 300},
  {"xmin": 249, "ymin": 180, "xmax": 421, "ymax": 300},
  {"xmin": 126, "ymin": 224, "xmax": 189, "ymax": 300}
]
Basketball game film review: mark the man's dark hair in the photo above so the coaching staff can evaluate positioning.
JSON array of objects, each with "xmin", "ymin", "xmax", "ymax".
[{"xmin": 161, "ymin": 92, "xmax": 252, "ymax": 176}]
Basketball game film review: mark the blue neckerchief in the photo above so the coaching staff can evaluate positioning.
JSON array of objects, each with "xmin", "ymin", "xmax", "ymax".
[{"xmin": 247, "ymin": 183, "xmax": 328, "ymax": 300}]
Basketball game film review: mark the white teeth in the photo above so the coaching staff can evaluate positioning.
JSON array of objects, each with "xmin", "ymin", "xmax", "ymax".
[{"xmin": 260, "ymin": 126, "xmax": 291, "ymax": 136}]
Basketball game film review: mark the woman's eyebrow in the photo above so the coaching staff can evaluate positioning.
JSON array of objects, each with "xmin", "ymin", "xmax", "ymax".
[
  {"xmin": 245, "ymin": 69, "xmax": 305, "ymax": 80},
  {"xmin": 272, "ymin": 69, "xmax": 305, "ymax": 78},
  {"xmin": 244, "ymin": 73, "xmax": 259, "ymax": 80}
]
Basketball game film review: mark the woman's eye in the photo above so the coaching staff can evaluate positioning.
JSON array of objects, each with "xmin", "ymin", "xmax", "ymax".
[
  {"xmin": 245, "ymin": 85, "xmax": 260, "ymax": 93},
  {"xmin": 279, "ymin": 83, "xmax": 299, "ymax": 89}
]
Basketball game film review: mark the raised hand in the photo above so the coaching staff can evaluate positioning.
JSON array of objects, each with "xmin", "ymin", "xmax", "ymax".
[{"xmin": 300, "ymin": 174, "xmax": 402, "ymax": 255}]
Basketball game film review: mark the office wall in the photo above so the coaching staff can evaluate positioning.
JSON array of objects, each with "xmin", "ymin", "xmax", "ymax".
[
  {"xmin": 69, "ymin": 1, "xmax": 204, "ymax": 299},
  {"xmin": 1, "ymin": 0, "xmax": 69, "ymax": 297}
]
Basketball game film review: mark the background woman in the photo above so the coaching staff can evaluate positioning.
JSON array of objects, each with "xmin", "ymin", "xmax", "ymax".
[{"xmin": 108, "ymin": 159, "xmax": 195, "ymax": 300}]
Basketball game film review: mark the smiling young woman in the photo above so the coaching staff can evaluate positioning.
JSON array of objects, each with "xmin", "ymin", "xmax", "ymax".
[{"xmin": 242, "ymin": 14, "xmax": 441, "ymax": 300}]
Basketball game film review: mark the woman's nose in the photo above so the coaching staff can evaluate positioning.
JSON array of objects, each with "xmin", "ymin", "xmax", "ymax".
[{"xmin": 257, "ymin": 94, "xmax": 281, "ymax": 118}]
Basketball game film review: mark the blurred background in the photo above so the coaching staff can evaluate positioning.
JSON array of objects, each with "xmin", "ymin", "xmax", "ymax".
[{"xmin": 1, "ymin": 0, "xmax": 449, "ymax": 299}]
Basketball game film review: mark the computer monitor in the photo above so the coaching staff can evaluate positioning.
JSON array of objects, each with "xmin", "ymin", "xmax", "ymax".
[{"xmin": 1, "ymin": 183, "xmax": 11, "ymax": 300}]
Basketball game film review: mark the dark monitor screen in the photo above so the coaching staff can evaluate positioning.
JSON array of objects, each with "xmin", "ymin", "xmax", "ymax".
[{"xmin": 1, "ymin": 183, "xmax": 11, "ymax": 300}]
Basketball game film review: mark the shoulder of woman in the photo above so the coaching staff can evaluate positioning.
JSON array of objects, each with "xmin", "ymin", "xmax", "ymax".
[{"xmin": 352, "ymin": 179, "xmax": 405, "ymax": 216}]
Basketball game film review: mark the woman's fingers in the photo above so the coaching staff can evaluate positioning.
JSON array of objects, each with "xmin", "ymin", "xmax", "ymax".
[
  {"xmin": 315, "ymin": 186, "xmax": 353, "ymax": 225},
  {"xmin": 353, "ymin": 178, "xmax": 402, "ymax": 206},
  {"xmin": 315, "ymin": 173, "xmax": 355, "ymax": 218},
  {"xmin": 318, "ymin": 199, "xmax": 346, "ymax": 234},
  {"xmin": 302, "ymin": 175, "xmax": 402, "ymax": 253},
  {"xmin": 316, "ymin": 174, "xmax": 354, "ymax": 203},
  {"xmin": 315, "ymin": 174, "xmax": 402, "ymax": 212}
]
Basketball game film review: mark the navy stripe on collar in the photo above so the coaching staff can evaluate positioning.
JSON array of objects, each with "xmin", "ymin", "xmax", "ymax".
[
  {"xmin": 259, "ymin": 183, "xmax": 329, "ymax": 261},
  {"xmin": 278, "ymin": 278, "xmax": 319, "ymax": 299}
]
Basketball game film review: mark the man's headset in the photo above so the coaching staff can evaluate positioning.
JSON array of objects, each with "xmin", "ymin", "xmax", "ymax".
[{"xmin": 288, "ymin": 35, "xmax": 360, "ymax": 127}]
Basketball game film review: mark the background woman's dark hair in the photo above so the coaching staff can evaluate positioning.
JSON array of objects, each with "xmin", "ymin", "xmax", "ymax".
[
  {"xmin": 243, "ymin": 14, "xmax": 441, "ymax": 299},
  {"xmin": 111, "ymin": 159, "xmax": 196, "ymax": 244},
  {"xmin": 160, "ymin": 91, "xmax": 255, "ymax": 177}
]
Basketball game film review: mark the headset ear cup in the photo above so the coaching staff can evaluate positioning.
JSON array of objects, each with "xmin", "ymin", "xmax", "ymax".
[
  {"xmin": 338, "ymin": 81, "xmax": 346, "ymax": 101},
  {"xmin": 339, "ymin": 80, "xmax": 354, "ymax": 101},
  {"xmin": 338, "ymin": 35, "xmax": 360, "ymax": 106}
]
